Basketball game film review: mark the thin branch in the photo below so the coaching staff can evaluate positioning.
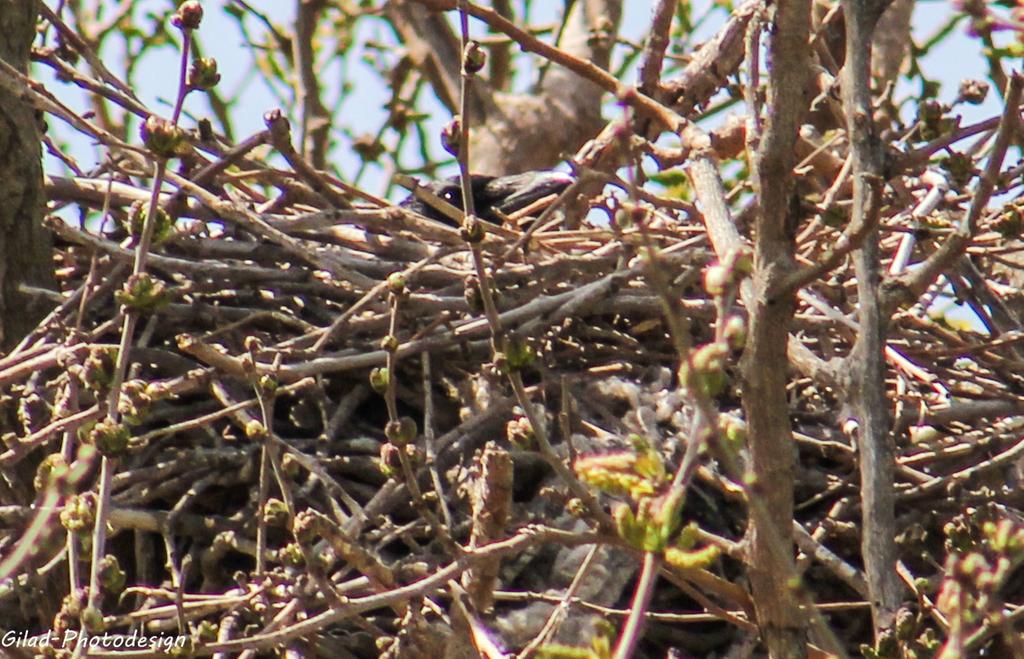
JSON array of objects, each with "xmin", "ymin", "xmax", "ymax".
[{"xmin": 888, "ymin": 73, "xmax": 1024, "ymax": 312}]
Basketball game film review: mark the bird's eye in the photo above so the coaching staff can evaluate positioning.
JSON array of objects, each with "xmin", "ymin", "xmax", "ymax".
[{"xmin": 443, "ymin": 191, "xmax": 454, "ymax": 201}]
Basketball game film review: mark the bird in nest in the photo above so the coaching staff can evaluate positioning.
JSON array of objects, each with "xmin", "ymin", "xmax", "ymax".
[{"xmin": 399, "ymin": 170, "xmax": 574, "ymax": 227}]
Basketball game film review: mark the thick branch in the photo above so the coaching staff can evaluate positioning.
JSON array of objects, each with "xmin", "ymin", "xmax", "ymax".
[
  {"xmin": 841, "ymin": 0, "xmax": 901, "ymax": 636},
  {"xmin": 742, "ymin": 1, "xmax": 811, "ymax": 656},
  {"xmin": 0, "ymin": 2, "xmax": 54, "ymax": 349}
]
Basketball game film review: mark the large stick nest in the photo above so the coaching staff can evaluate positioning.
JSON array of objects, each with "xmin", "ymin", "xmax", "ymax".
[
  {"xmin": 3, "ymin": 4, "xmax": 1024, "ymax": 657},
  {"xmin": 4, "ymin": 120, "xmax": 1023, "ymax": 655}
]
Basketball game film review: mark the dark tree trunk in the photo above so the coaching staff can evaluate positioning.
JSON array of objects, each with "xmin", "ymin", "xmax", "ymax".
[{"xmin": 0, "ymin": 1, "xmax": 53, "ymax": 351}]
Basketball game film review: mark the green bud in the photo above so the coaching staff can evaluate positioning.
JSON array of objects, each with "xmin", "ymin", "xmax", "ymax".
[
  {"xmin": 461, "ymin": 215, "xmax": 486, "ymax": 243},
  {"xmin": 279, "ymin": 542, "xmax": 305, "ymax": 567},
  {"xmin": 379, "ymin": 442, "xmax": 402, "ymax": 479},
  {"xmin": 369, "ymin": 367, "xmax": 390, "ymax": 394},
  {"xmin": 385, "ymin": 416, "xmax": 417, "ymax": 446},
  {"xmin": 281, "ymin": 452, "xmax": 301, "ymax": 479},
  {"xmin": 114, "ymin": 273, "xmax": 170, "ymax": 312},
  {"xmin": 118, "ymin": 379, "xmax": 153, "ymax": 426},
  {"xmin": 197, "ymin": 622, "xmax": 220, "ymax": 642},
  {"xmin": 188, "ymin": 57, "xmax": 220, "ymax": 90},
  {"xmin": 614, "ymin": 503, "xmax": 644, "ymax": 548},
  {"xmin": 196, "ymin": 620, "xmax": 218, "ymax": 642},
  {"xmin": 719, "ymin": 415, "xmax": 747, "ymax": 447},
  {"xmin": 263, "ymin": 498, "xmax": 290, "ymax": 527},
  {"xmin": 140, "ymin": 115, "xmax": 188, "ymax": 158},
  {"xmin": 60, "ymin": 494, "xmax": 97, "ymax": 534},
  {"xmin": 506, "ymin": 339, "xmax": 536, "ymax": 371},
  {"xmin": 86, "ymin": 418, "xmax": 130, "ymax": 457},
  {"xmin": 722, "ymin": 315, "xmax": 746, "ymax": 350},
  {"xmin": 245, "ymin": 420, "xmax": 268, "ymax": 440},
  {"xmin": 505, "ymin": 415, "xmax": 534, "ymax": 450},
  {"xmin": 463, "ymin": 41, "xmax": 486, "ymax": 74},
  {"xmin": 82, "ymin": 348, "xmax": 116, "ymax": 394},
  {"xmin": 664, "ymin": 543, "xmax": 720, "ymax": 570},
  {"xmin": 258, "ymin": 374, "xmax": 278, "ymax": 395},
  {"xmin": 98, "ymin": 555, "xmax": 126, "ymax": 594},
  {"xmin": 940, "ymin": 152, "xmax": 975, "ymax": 189},
  {"xmin": 36, "ymin": 453, "xmax": 69, "ymax": 493},
  {"xmin": 441, "ymin": 116, "xmax": 461, "ymax": 158},
  {"xmin": 81, "ymin": 605, "xmax": 105, "ymax": 633},
  {"xmin": 386, "ymin": 272, "xmax": 407, "ymax": 294},
  {"xmin": 686, "ymin": 342, "xmax": 730, "ymax": 397},
  {"xmin": 171, "ymin": 1, "xmax": 204, "ymax": 30},
  {"xmin": 292, "ymin": 511, "xmax": 317, "ymax": 545},
  {"xmin": 704, "ymin": 264, "xmax": 730, "ymax": 297},
  {"xmin": 958, "ymin": 79, "xmax": 989, "ymax": 105},
  {"xmin": 123, "ymin": 200, "xmax": 174, "ymax": 245},
  {"xmin": 726, "ymin": 246, "xmax": 753, "ymax": 276}
]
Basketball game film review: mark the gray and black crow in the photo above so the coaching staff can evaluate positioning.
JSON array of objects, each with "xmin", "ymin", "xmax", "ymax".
[{"xmin": 400, "ymin": 170, "xmax": 573, "ymax": 226}]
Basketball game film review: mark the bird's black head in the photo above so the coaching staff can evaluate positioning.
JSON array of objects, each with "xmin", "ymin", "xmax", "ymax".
[{"xmin": 400, "ymin": 170, "xmax": 573, "ymax": 226}]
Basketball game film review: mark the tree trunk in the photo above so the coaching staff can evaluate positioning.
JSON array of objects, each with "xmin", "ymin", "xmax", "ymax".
[{"xmin": 0, "ymin": 1, "xmax": 54, "ymax": 351}]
